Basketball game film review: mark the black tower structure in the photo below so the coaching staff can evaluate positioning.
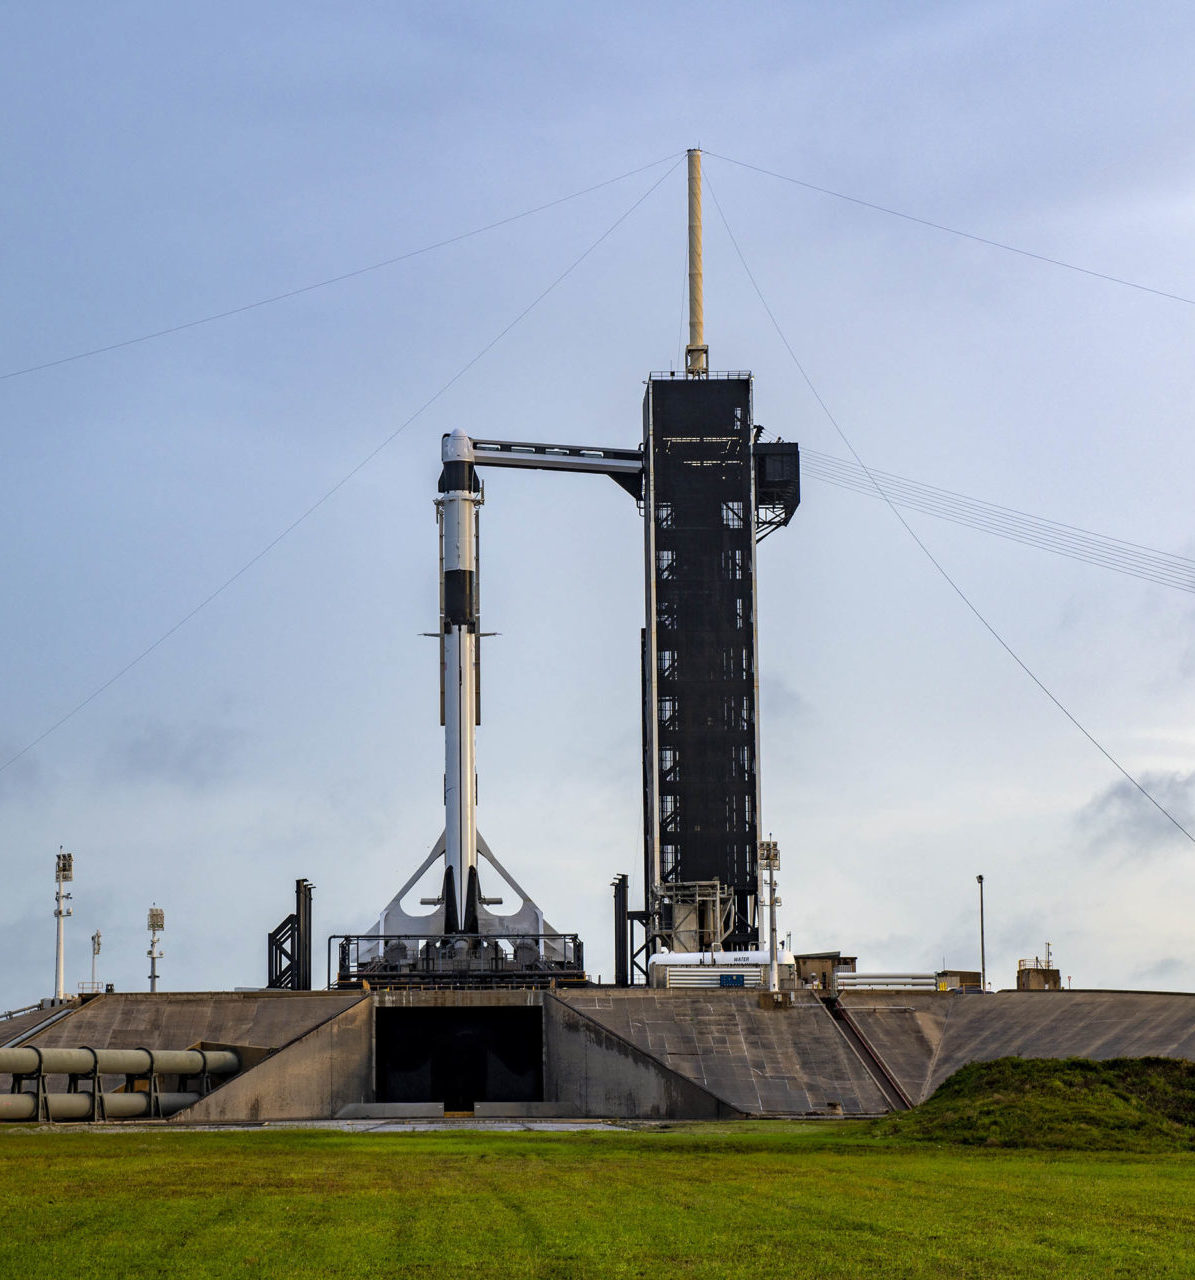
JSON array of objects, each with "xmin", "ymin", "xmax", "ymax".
[
  {"xmin": 267, "ymin": 878, "xmax": 313, "ymax": 990},
  {"xmin": 641, "ymin": 374, "xmax": 798, "ymax": 956}
]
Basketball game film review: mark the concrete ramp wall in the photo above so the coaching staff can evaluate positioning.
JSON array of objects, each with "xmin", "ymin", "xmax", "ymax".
[
  {"xmin": 18, "ymin": 991, "xmax": 366, "ymax": 1054},
  {"xmin": 1, "ymin": 991, "xmax": 371, "ymax": 1109},
  {"xmin": 0, "ymin": 1004, "xmax": 80, "ymax": 1048},
  {"xmin": 841, "ymin": 990, "xmax": 1195, "ymax": 1104},
  {"xmin": 559, "ymin": 990, "xmax": 890, "ymax": 1116},
  {"xmin": 543, "ymin": 994, "xmax": 738, "ymax": 1119},
  {"xmin": 175, "ymin": 996, "xmax": 372, "ymax": 1123},
  {"xmin": 6, "ymin": 987, "xmax": 1189, "ymax": 1122},
  {"xmin": 836, "ymin": 992, "xmax": 950, "ymax": 1104},
  {"xmin": 924, "ymin": 990, "xmax": 1195, "ymax": 1099}
]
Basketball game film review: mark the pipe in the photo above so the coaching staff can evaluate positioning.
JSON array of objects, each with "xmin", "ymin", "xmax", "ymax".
[
  {"xmin": 837, "ymin": 974, "xmax": 939, "ymax": 981},
  {"xmin": 0, "ymin": 1091, "xmax": 199, "ymax": 1122},
  {"xmin": 839, "ymin": 967, "xmax": 941, "ymax": 977},
  {"xmin": 648, "ymin": 949, "xmax": 794, "ymax": 966},
  {"xmin": 0, "ymin": 1047, "xmax": 239, "ymax": 1076},
  {"xmin": 685, "ymin": 148, "xmax": 708, "ymax": 377}
]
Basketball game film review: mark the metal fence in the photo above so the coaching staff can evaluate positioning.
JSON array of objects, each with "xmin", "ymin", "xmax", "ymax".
[{"xmin": 329, "ymin": 933, "xmax": 585, "ymax": 990}]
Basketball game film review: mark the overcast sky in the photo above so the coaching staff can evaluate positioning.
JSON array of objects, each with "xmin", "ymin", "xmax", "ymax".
[{"xmin": 3, "ymin": 2, "xmax": 1194, "ymax": 1009}]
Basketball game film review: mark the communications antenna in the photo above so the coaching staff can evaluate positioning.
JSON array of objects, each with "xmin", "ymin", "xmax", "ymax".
[
  {"xmin": 147, "ymin": 905, "xmax": 165, "ymax": 993},
  {"xmin": 53, "ymin": 848, "xmax": 74, "ymax": 1002},
  {"xmin": 89, "ymin": 929, "xmax": 102, "ymax": 991}
]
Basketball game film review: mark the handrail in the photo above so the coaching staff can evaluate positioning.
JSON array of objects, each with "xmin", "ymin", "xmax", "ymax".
[
  {"xmin": 330, "ymin": 932, "xmax": 585, "ymax": 990},
  {"xmin": 1, "ymin": 1002, "xmax": 46, "ymax": 1021}
]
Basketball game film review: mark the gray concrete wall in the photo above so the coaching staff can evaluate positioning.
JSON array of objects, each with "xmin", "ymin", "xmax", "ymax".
[
  {"xmin": 373, "ymin": 989, "xmax": 543, "ymax": 1009},
  {"xmin": 0, "ymin": 1003, "xmax": 80, "ymax": 1047},
  {"xmin": 560, "ymin": 989, "xmax": 890, "ymax": 1116},
  {"xmin": 841, "ymin": 989, "xmax": 1195, "ymax": 1103},
  {"xmin": 924, "ymin": 990, "xmax": 1195, "ymax": 1099},
  {"xmin": 13, "ymin": 985, "xmax": 1189, "ymax": 1123},
  {"xmin": 175, "ymin": 995, "xmax": 372, "ymax": 1123},
  {"xmin": 837, "ymin": 991, "xmax": 951, "ymax": 1104},
  {"xmin": 543, "ymin": 995, "xmax": 737, "ymax": 1119},
  {"xmin": 19, "ymin": 991, "xmax": 364, "ymax": 1053},
  {"xmin": 2, "ymin": 991, "xmax": 369, "ymax": 1101}
]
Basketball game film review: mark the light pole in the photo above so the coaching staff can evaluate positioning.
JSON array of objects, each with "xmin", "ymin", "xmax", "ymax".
[
  {"xmin": 759, "ymin": 838, "xmax": 780, "ymax": 992},
  {"xmin": 53, "ymin": 849, "xmax": 74, "ymax": 1003},
  {"xmin": 976, "ymin": 874, "xmax": 986, "ymax": 993},
  {"xmin": 147, "ymin": 906, "xmax": 164, "ymax": 993}
]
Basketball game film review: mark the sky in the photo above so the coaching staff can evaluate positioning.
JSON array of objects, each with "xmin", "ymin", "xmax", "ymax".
[{"xmin": 2, "ymin": 1, "xmax": 1194, "ymax": 1009}]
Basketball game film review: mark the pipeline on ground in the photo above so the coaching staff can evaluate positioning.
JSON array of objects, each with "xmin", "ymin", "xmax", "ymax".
[
  {"xmin": 0, "ymin": 1045, "xmax": 240, "ymax": 1122},
  {"xmin": 0, "ymin": 1047, "xmax": 238, "ymax": 1077},
  {"xmin": 0, "ymin": 1091, "xmax": 200, "ymax": 1121}
]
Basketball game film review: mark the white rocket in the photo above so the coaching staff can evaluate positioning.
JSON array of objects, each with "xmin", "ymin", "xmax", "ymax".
[
  {"xmin": 438, "ymin": 427, "xmax": 481, "ymax": 932},
  {"xmin": 368, "ymin": 427, "xmax": 638, "ymax": 951}
]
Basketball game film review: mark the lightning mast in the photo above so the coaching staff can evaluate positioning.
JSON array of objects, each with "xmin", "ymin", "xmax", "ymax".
[{"xmin": 685, "ymin": 147, "xmax": 708, "ymax": 377}]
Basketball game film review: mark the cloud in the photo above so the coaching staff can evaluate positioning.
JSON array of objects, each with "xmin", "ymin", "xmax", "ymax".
[
  {"xmin": 99, "ymin": 720, "xmax": 246, "ymax": 789},
  {"xmin": 759, "ymin": 675, "xmax": 813, "ymax": 724},
  {"xmin": 0, "ymin": 749, "xmax": 41, "ymax": 803},
  {"xmin": 1133, "ymin": 955, "xmax": 1183, "ymax": 985},
  {"xmin": 1076, "ymin": 770, "xmax": 1195, "ymax": 860},
  {"xmin": 1180, "ymin": 640, "xmax": 1195, "ymax": 682}
]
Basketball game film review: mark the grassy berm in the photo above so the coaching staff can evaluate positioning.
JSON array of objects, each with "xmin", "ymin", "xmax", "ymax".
[{"xmin": 872, "ymin": 1055, "xmax": 1195, "ymax": 1150}]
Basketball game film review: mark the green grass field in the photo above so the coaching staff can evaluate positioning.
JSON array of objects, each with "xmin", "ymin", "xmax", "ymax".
[{"xmin": 2, "ymin": 1122, "xmax": 1193, "ymax": 1279}]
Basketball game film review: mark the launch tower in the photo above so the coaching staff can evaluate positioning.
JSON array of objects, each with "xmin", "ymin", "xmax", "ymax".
[{"xmin": 338, "ymin": 149, "xmax": 798, "ymax": 989}]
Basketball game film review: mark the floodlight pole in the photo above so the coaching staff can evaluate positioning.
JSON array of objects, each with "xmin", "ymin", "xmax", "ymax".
[
  {"xmin": 768, "ymin": 859, "xmax": 779, "ymax": 993},
  {"xmin": 976, "ymin": 874, "xmax": 986, "ymax": 993},
  {"xmin": 53, "ymin": 848, "xmax": 74, "ymax": 1003},
  {"xmin": 759, "ymin": 838, "xmax": 780, "ymax": 992},
  {"xmin": 147, "ymin": 906, "xmax": 164, "ymax": 993}
]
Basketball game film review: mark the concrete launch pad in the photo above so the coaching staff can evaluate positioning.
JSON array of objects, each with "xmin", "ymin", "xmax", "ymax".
[{"xmin": 3, "ymin": 986, "xmax": 1193, "ymax": 1124}]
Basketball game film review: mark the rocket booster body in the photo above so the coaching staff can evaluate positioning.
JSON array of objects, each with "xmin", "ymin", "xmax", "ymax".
[{"xmin": 438, "ymin": 429, "xmax": 481, "ymax": 932}]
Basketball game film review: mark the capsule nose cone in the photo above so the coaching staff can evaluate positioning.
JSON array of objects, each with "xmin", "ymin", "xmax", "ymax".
[{"xmin": 442, "ymin": 429, "xmax": 474, "ymax": 464}]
